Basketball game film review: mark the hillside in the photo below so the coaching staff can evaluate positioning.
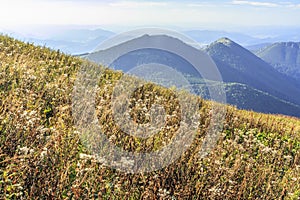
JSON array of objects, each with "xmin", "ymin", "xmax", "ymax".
[
  {"xmin": 191, "ymin": 80, "xmax": 300, "ymax": 117},
  {"xmin": 205, "ymin": 38, "xmax": 300, "ymax": 107},
  {"xmin": 87, "ymin": 35, "xmax": 300, "ymax": 117},
  {"xmin": 245, "ymin": 43, "xmax": 271, "ymax": 53},
  {"xmin": 256, "ymin": 42, "xmax": 300, "ymax": 82},
  {"xmin": 0, "ymin": 35, "xmax": 300, "ymax": 199}
]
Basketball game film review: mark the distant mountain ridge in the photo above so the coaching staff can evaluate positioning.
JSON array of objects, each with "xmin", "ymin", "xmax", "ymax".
[
  {"xmin": 183, "ymin": 30, "xmax": 260, "ymax": 46},
  {"xmin": 205, "ymin": 38, "xmax": 300, "ymax": 107},
  {"xmin": 3, "ymin": 27, "xmax": 300, "ymax": 54},
  {"xmin": 1, "ymin": 28, "xmax": 115, "ymax": 54},
  {"xmin": 86, "ymin": 35, "xmax": 300, "ymax": 117},
  {"xmin": 193, "ymin": 81, "xmax": 300, "ymax": 117},
  {"xmin": 256, "ymin": 42, "xmax": 300, "ymax": 82}
]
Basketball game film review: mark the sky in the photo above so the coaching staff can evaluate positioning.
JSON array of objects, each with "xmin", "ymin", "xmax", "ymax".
[{"xmin": 0, "ymin": 0, "xmax": 300, "ymax": 33}]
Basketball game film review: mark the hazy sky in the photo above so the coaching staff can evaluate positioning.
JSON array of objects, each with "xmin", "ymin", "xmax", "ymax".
[{"xmin": 1, "ymin": 0, "xmax": 300, "ymax": 32}]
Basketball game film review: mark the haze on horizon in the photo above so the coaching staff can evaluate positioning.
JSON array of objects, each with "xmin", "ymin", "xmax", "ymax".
[{"xmin": 1, "ymin": 0, "xmax": 300, "ymax": 36}]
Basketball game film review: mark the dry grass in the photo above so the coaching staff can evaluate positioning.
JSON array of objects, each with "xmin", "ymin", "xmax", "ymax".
[{"xmin": 0, "ymin": 35, "xmax": 299, "ymax": 199}]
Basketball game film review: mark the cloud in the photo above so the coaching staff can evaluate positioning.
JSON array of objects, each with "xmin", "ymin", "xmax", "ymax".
[
  {"xmin": 283, "ymin": 2, "xmax": 300, "ymax": 8},
  {"xmin": 187, "ymin": 3, "xmax": 219, "ymax": 7},
  {"xmin": 232, "ymin": 0, "xmax": 279, "ymax": 7},
  {"xmin": 109, "ymin": 1, "xmax": 168, "ymax": 8},
  {"xmin": 232, "ymin": 0, "xmax": 300, "ymax": 8},
  {"xmin": 1, "ymin": 0, "xmax": 300, "ymax": 30}
]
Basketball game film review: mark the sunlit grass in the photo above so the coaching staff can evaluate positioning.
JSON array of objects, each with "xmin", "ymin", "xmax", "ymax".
[{"xmin": 0, "ymin": 35, "xmax": 299, "ymax": 199}]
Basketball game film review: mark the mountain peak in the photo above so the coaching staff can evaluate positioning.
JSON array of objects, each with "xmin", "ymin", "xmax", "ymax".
[
  {"xmin": 140, "ymin": 33, "xmax": 151, "ymax": 38},
  {"xmin": 206, "ymin": 37, "xmax": 240, "ymax": 50},
  {"xmin": 215, "ymin": 37, "xmax": 234, "ymax": 46},
  {"xmin": 205, "ymin": 37, "xmax": 244, "ymax": 56}
]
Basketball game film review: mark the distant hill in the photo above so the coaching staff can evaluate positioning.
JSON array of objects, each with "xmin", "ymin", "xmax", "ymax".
[
  {"xmin": 50, "ymin": 28, "xmax": 114, "ymax": 43},
  {"xmin": 183, "ymin": 30, "xmax": 261, "ymax": 46},
  {"xmin": 191, "ymin": 80, "xmax": 300, "ymax": 117},
  {"xmin": 256, "ymin": 42, "xmax": 300, "ymax": 82},
  {"xmin": 3, "ymin": 27, "xmax": 300, "ymax": 55},
  {"xmin": 110, "ymin": 48, "xmax": 201, "ymax": 77},
  {"xmin": 245, "ymin": 43, "xmax": 271, "ymax": 53},
  {"xmin": 222, "ymin": 83, "xmax": 300, "ymax": 116},
  {"xmin": 205, "ymin": 38, "xmax": 300, "ymax": 108},
  {"xmin": 87, "ymin": 35, "xmax": 300, "ymax": 117},
  {"xmin": 2, "ymin": 28, "xmax": 115, "ymax": 54}
]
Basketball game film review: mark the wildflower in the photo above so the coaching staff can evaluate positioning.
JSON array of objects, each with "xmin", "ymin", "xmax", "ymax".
[
  {"xmin": 261, "ymin": 146, "xmax": 272, "ymax": 153},
  {"xmin": 283, "ymin": 155, "xmax": 293, "ymax": 162},
  {"xmin": 40, "ymin": 128, "xmax": 50, "ymax": 133},
  {"xmin": 21, "ymin": 111, "xmax": 28, "ymax": 117},
  {"xmin": 29, "ymin": 75, "xmax": 36, "ymax": 80},
  {"xmin": 158, "ymin": 188, "xmax": 170, "ymax": 197},
  {"xmin": 109, "ymin": 135, "xmax": 117, "ymax": 142},
  {"xmin": 19, "ymin": 146, "xmax": 34, "ymax": 155},
  {"xmin": 29, "ymin": 110, "xmax": 37, "ymax": 116},
  {"xmin": 79, "ymin": 153, "xmax": 96, "ymax": 160},
  {"xmin": 40, "ymin": 147, "xmax": 47, "ymax": 158}
]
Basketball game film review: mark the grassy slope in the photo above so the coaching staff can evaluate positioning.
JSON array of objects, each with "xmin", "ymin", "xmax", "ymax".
[{"xmin": 0, "ymin": 35, "xmax": 299, "ymax": 199}]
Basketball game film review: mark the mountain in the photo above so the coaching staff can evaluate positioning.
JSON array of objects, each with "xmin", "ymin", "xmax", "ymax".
[
  {"xmin": 205, "ymin": 38, "xmax": 300, "ymax": 108},
  {"xmin": 87, "ymin": 34, "xmax": 215, "ymax": 80},
  {"xmin": 4, "ymin": 27, "xmax": 300, "ymax": 55},
  {"xmin": 183, "ymin": 30, "xmax": 261, "ymax": 46},
  {"xmin": 245, "ymin": 43, "xmax": 271, "ymax": 53},
  {"xmin": 50, "ymin": 28, "xmax": 114, "ymax": 43},
  {"xmin": 24, "ymin": 35, "xmax": 112, "ymax": 55},
  {"xmin": 193, "ymin": 81, "xmax": 300, "ymax": 117},
  {"xmin": 256, "ymin": 42, "xmax": 300, "ymax": 82},
  {"xmin": 1, "ymin": 34, "xmax": 299, "ymax": 199},
  {"xmin": 87, "ymin": 35, "xmax": 300, "ymax": 117},
  {"xmin": 106, "ymin": 48, "xmax": 201, "ymax": 77},
  {"xmin": 182, "ymin": 29, "xmax": 300, "ymax": 47},
  {"xmin": 1, "ymin": 28, "xmax": 115, "ymax": 54}
]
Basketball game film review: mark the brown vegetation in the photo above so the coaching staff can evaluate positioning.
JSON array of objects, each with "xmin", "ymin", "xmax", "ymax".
[{"xmin": 0, "ymin": 35, "xmax": 299, "ymax": 199}]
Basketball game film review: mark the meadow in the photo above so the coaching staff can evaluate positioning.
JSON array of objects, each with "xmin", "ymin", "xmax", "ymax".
[{"xmin": 0, "ymin": 35, "xmax": 299, "ymax": 199}]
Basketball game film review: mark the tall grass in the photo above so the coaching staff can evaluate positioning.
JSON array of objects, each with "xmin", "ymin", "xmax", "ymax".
[{"xmin": 0, "ymin": 35, "xmax": 299, "ymax": 199}]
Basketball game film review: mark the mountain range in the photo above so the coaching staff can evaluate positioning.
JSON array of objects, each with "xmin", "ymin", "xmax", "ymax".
[
  {"xmin": 3, "ymin": 27, "xmax": 299, "ymax": 117},
  {"xmin": 86, "ymin": 35, "xmax": 300, "ymax": 118},
  {"xmin": 2, "ymin": 27, "xmax": 300, "ymax": 54},
  {"xmin": 256, "ymin": 42, "xmax": 300, "ymax": 82},
  {"xmin": 2, "ymin": 28, "xmax": 115, "ymax": 54}
]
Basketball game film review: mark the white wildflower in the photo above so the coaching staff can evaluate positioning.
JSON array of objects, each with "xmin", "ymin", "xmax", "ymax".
[
  {"xmin": 40, "ymin": 147, "xmax": 47, "ymax": 158},
  {"xmin": 29, "ymin": 110, "xmax": 37, "ymax": 116},
  {"xmin": 21, "ymin": 111, "xmax": 28, "ymax": 117},
  {"xmin": 261, "ymin": 146, "xmax": 272, "ymax": 153},
  {"xmin": 79, "ymin": 153, "xmax": 96, "ymax": 160},
  {"xmin": 19, "ymin": 146, "xmax": 30, "ymax": 154},
  {"xmin": 19, "ymin": 146, "xmax": 34, "ymax": 155}
]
